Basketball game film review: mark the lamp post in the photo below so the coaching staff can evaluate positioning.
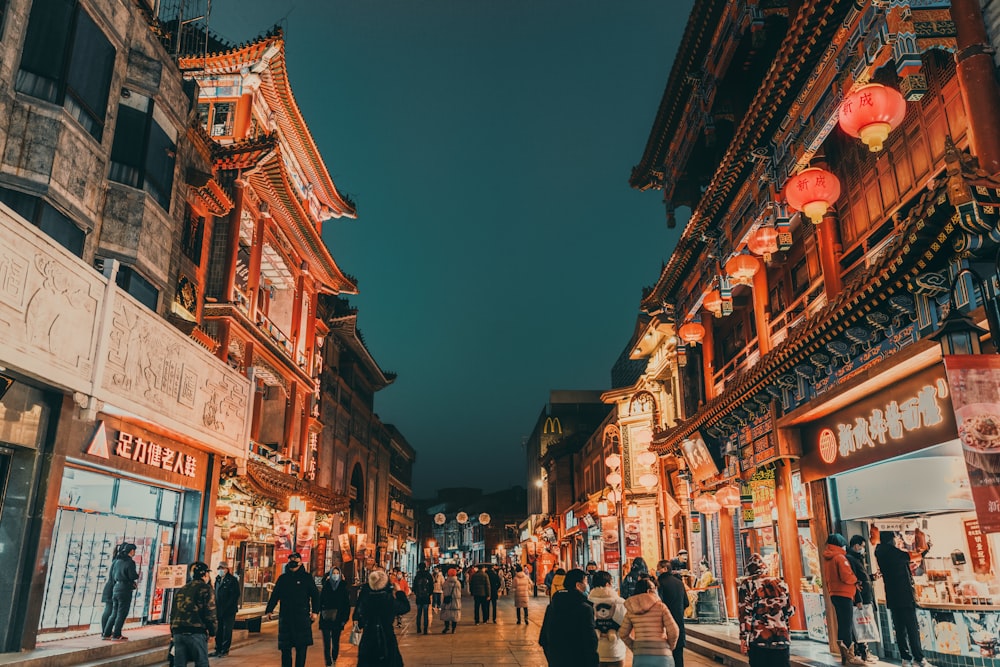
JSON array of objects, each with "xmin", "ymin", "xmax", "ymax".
[{"xmin": 602, "ymin": 454, "xmax": 628, "ymax": 579}]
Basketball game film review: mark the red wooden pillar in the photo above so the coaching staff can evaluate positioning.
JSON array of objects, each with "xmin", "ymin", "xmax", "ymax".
[
  {"xmin": 817, "ymin": 210, "xmax": 843, "ymax": 300},
  {"xmin": 719, "ymin": 507, "xmax": 739, "ymax": 619},
  {"xmin": 774, "ymin": 458, "xmax": 806, "ymax": 632},
  {"xmin": 701, "ymin": 315, "xmax": 715, "ymax": 401},
  {"xmin": 752, "ymin": 267, "xmax": 771, "ymax": 356},
  {"xmin": 952, "ymin": 0, "xmax": 1000, "ymax": 174}
]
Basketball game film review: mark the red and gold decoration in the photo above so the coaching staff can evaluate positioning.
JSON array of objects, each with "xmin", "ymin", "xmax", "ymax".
[
  {"xmin": 693, "ymin": 493, "xmax": 721, "ymax": 514},
  {"xmin": 747, "ymin": 226, "xmax": 779, "ymax": 261},
  {"xmin": 838, "ymin": 83, "xmax": 906, "ymax": 152},
  {"xmin": 715, "ymin": 484, "xmax": 742, "ymax": 510},
  {"xmin": 784, "ymin": 167, "xmax": 841, "ymax": 224},
  {"xmin": 678, "ymin": 320, "xmax": 706, "ymax": 345},
  {"xmin": 703, "ymin": 289, "xmax": 725, "ymax": 318},
  {"xmin": 725, "ymin": 253, "xmax": 761, "ymax": 286},
  {"xmin": 228, "ymin": 525, "xmax": 250, "ymax": 541}
]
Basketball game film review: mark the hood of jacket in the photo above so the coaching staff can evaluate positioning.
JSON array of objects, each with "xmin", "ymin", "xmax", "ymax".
[
  {"xmin": 624, "ymin": 591, "xmax": 661, "ymax": 615},
  {"xmin": 823, "ymin": 543, "xmax": 846, "ymax": 561},
  {"xmin": 589, "ymin": 586, "xmax": 624, "ymax": 606},
  {"xmin": 745, "ymin": 553, "xmax": 766, "ymax": 576},
  {"xmin": 550, "ymin": 587, "xmax": 591, "ymax": 612}
]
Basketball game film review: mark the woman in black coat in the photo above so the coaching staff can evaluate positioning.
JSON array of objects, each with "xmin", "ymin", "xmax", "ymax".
[
  {"xmin": 265, "ymin": 553, "xmax": 320, "ymax": 667},
  {"xmin": 874, "ymin": 531, "xmax": 926, "ymax": 665},
  {"xmin": 318, "ymin": 566, "xmax": 351, "ymax": 667},
  {"xmin": 356, "ymin": 570, "xmax": 405, "ymax": 667}
]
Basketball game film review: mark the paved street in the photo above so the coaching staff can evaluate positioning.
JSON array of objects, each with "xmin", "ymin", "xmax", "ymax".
[{"xmin": 218, "ymin": 592, "xmax": 719, "ymax": 666}]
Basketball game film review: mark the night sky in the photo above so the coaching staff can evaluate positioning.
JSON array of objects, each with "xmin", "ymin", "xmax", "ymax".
[{"xmin": 210, "ymin": 1, "xmax": 691, "ymax": 496}]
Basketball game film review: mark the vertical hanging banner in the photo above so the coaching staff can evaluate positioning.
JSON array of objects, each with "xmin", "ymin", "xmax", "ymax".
[
  {"xmin": 679, "ymin": 432, "xmax": 719, "ymax": 483},
  {"xmin": 601, "ymin": 515, "xmax": 620, "ymax": 564},
  {"xmin": 274, "ymin": 511, "xmax": 294, "ymax": 566},
  {"xmin": 944, "ymin": 356, "xmax": 1000, "ymax": 533},
  {"xmin": 297, "ymin": 511, "xmax": 316, "ymax": 566}
]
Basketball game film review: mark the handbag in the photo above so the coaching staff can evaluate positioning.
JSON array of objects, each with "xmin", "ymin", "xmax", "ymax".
[
  {"xmin": 320, "ymin": 609, "xmax": 338, "ymax": 622},
  {"xmin": 852, "ymin": 603, "xmax": 880, "ymax": 643},
  {"xmin": 349, "ymin": 622, "xmax": 363, "ymax": 646},
  {"xmin": 442, "ymin": 595, "xmax": 453, "ymax": 605}
]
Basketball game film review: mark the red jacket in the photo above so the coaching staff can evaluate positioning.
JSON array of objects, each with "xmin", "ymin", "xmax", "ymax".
[{"xmin": 822, "ymin": 544, "xmax": 858, "ymax": 598}]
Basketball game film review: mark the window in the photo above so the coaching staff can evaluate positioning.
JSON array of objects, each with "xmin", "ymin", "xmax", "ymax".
[
  {"xmin": 0, "ymin": 186, "xmax": 85, "ymax": 256},
  {"xmin": 109, "ymin": 92, "xmax": 177, "ymax": 210},
  {"xmin": 115, "ymin": 265, "xmax": 158, "ymax": 310},
  {"xmin": 210, "ymin": 102, "xmax": 234, "ymax": 137},
  {"xmin": 181, "ymin": 204, "xmax": 204, "ymax": 265},
  {"xmin": 15, "ymin": 0, "xmax": 115, "ymax": 141}
]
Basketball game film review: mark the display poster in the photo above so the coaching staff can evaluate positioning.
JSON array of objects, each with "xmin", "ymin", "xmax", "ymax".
[
  {"xmin": 749, "ymin": 468, "xmax": 776, "ymax": 529},
  {"xmin": 624, "ymin": 518, "xmax": 642, "ymax": 559},
  {"xmin": 944, "ymin": 355, "xmax": 1000, "ymax": 533},
  {"xmin": 156, "ymin": 564, "xmax": 188, "ymax": 589},
  {"xmin": 338, "ymin": 533, "xmax": 353, "ymax": 561},
  {"xmin": 296, "ymin": 511, "xmax": 315, "ymax": 566},
  {"xmin": 679, "ymin": 432, "xmax": 719, "ymax": 483},
  {"xmin": 601, "ymin": 516, "xmax": 620, "ymax": 564},
  {"xmin": 274, "ymin": 511, "xmax": 294, "ymax": 566},
  {"xmin": 963, "ymin": 518, "xmax": 993, "ymax": 575},
  {"xmin": 537, "ymin": 551, "xmax": 557, "ymax": 585}
]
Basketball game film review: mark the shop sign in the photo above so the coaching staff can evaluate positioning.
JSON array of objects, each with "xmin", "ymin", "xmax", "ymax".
[
  {"xmin": 624, "ymin": 517, "xmax": 642, "ymax": 559},
  {"xmin": 601, "ymin": 515, "xmax": 620, "ymax": 564},
  {"xmin": 800, "ymin": 365, "xmax": 956, "ymax": 482},
  {"xmin": 680, "ymin": 431, "xmax": 719, "ymax": 483},
  {"xmin": 155, "ymin": 564, "xmax": 188, "ymax": 589},
  {"xmin": 85, "ymin": 421, "xmax": 204, "ymax": 483},
  {"xmin": 963, "ymin": 518, "xmax": 993, "ymax": 575},
  {"xmin": 749, "ymin": 468, "xmax": 776, "ymax": 528},
  {"xmin": 944, "ymin": 355, "xmax": 1000, "ymax": 533}
]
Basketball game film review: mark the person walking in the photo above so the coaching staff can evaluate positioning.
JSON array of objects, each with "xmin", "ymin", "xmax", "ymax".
[
  {"xmin": 264, "ymin": 552, "xmax": 320, "ymax": 667},
  {"xmin": 439, "ymin": 568, "xmax": 462, "ymax": 633},
  {"xmin": 738, "ymin": 553, "xmax": 795, "ymax": 667},
  {"xmin": 431, "ymin": 567, "xmax": 445, "ymax": 611},
  {"xmin": 470, "ymin": 565, "xmax": 491, "ymax": 624},
  {"xmin": 824, "ymin": 534, "xmax": 865, "ymax": 666},
  {"xmin": 318, "ymin": 566, "xmax": 350, "ymax": 667},
  {"xmin": 548, "ymin": 568, "xmax": 566, "ymax": 599},
  {"xmin": 586, "ymin": 562, "xmax": 599, "ymax": 590},
  {"xmin": 589, "ymin": 570, "xmax": 626, "ymax": 667},
  {"xmin": 355, "ymin": 570, "xmax": 405, "ymax": 667},
  {"xmin": 212, "ymin": 561, "xmax": 240, "ymax": 657},
  {"xmin": 539, "ymin": 569, "xmax": 599, "ymax": 667},
  {"xmin": 512, "ymin": 565, "xmax": 532, "ymax": 624},
  {"xmin": 170, "ymin": 561, "xmax": 217, "ymax": 667},
  {"xmin": 657, "ymin": 560, "xmax": 690, "ymax": 667},
  {"xmin": 846, "ymin": 535, "xmax": 879, "ymax": 664},
  {"xmin": 621, "ymin": 557, "xmax": 649, "ymax": 600},
  {"xmin": 620, "ymin": 578, "xmax": 679, "ymax": 667},
  {"xmin": 412, "ymin": 562, "xmax": 434, "ymax": 635},
  {"xmin": 99, "ymin": 566, "xmax": 115, "ymax": 640},
  {"xmin": 103, "ymin": 543, "xmax": 139, "ymax": 640},
  {"xmin": 486, "ymin": 565, "xmax": 502, "ymax": 623},
  {"xmin": 875, "ymin": 531, "xmax": 934, "ymax": 667}
]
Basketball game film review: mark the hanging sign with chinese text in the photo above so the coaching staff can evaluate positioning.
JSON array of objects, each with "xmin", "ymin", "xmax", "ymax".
[
  {"xmin": 944, "ymin": 355, "xmax": 1000, "ymax": 533},
  {"xmin": 679, "ymin": 432, "xmax": 719, "ymax": 483},
  {"xmin": 964, "ymin": 518, "xmax": 993, "ymax": 575},
  {"xmin": 800, "ymin": 364, "xmax": 956, "ymax": 482},
  {"xmin": 84, "ymin": 418, "xmax": 208, "ymax": 489},
  {"xmin": 601, "ymin": 515, "xmax": 620, "ymax": 565}
]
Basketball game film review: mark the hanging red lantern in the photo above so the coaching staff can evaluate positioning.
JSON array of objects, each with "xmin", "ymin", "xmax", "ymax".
[
  {"xmin": 703, "ymin": 289, "xmax": 724, "ymax": 318},
  {"xmin": 678, "ymin": 321, "xmax": 706, "ymax": 345},
  {"xmin": 747, "ymin": 226, "xmax": 779, "ymax": 261},
  {"xmin": 693, "ymin": 494, "xmax": 721, "ymax": 514},
  {"xmin": 228, "ymin": 525, "xmax": 250, "ymax": 541},
  {"xmin": 838, "ymin": 83, "xmax": 906, "ymax": 152},
  {"xmin": 725, "ymin": 254, "xmax": 761, "ymax": 286},
  {"xmin": 784, "ymin": 167, "xmax": 842, "ymax": 224},
  {"xmin": 715, "ymin": 484, "xmax": 742, "ymax": 510}
]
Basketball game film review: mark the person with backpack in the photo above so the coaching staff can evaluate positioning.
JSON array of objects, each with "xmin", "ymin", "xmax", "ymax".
[{"xmin": 412, "ymin": 562, "xmax": 435, "ymax": 635}]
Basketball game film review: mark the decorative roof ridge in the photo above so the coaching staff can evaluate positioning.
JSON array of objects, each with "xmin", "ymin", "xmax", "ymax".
[
  {"xmin": 179, "ymin": 27, "xmax": 283, "ymax": 64},
  {"xmin": 211, "ymin": 132, "xmax": 279, "ymax": 160},
  {"xmin": 328, "ymin": 310, "xmax": 394, "ymax": 389}
]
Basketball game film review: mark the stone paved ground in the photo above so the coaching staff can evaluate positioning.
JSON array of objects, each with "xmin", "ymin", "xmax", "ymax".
[{"xmin": 218, "ymin": 591, "xmax": 719, "ymax": 666}]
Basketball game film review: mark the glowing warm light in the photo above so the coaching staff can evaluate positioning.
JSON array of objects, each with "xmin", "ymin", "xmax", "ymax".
[
  {"xmin": 428, "ymin": 539, "xmax": 437, "ymax": 548},
  {"xmin": 747, "ymin": 226, "xmax": 780, "ymax": 261},
  {"xmin": 636, "ymin": 450, "xmax": 657, "ymax": 467},
  {"xmin": 605, "ymin": 454, "xmax": 621, "ymax": 469},
  {"xmin": 348, "ymin": 524, "xmax": 358, "ymax": 536},
  {"xmin": 228, "ymin": 525, "xmax": 250, "ymax": 541},
  {"xmin": 434, "ymin": 512, "xmax": 447, "ymax": 525},
  {"xmin": 703, "ymin": 289, "xmax": 724, "ymax": 318},
  {"xmin": 693, "ymin": 494, "xmax": 721, "ymax": 514},
  {"xmin": 725, "ymin": 254, "xmax": 761, "ymax": 286},
  {"xmin": 784, "ymin": 167, "xmax": 842, "ymax": 224},
  {"xmin": 606, "ymin": 472, "xmax": 623, "ymax": 487},
  {"xmin": 535, "ymin": 478, "xmax": 544, "ymax": 488},
  {"xmin": 838, "ymin": 83, "xmax": 906, "ymax": 152},
  {"xmin": 288, "ymin": 495, "xmax": 307, "ymax": 512},
  {"xmin": 597, "ymin": 499, "xmax": 609, "ymax": 516},
  {"xmin": 456, "ymin": 512, "xmax": 469, "ymax": 524},
  {"xmin": 715, "ymin": 484, "xmax": 742, "ymax": 510},
  {"xmin": 639, "ymin": 473, "xmax": 659, "ymax": 489},
  {"xmin": 479, "ymin": 513, "xmax": 491, "ymax": 525},
  {"xmin": 678, "ymin": 321, "xmax": 706, "ymax": 345},
  {"xmin": 626, "ymin": 502, "xmax": 640, "ymax": 518}
]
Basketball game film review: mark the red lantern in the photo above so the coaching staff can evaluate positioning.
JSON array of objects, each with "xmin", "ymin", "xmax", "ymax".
[
  {"xmin": 838, "ymin": 83, "xmax": 906, "ymax": 152},
  {"xmin": 215, "ymin": 504, "xmax": 232, "ymax": 519},
  {"xmin": 784, "ymin": 167, "xmax": 842, "ymax": 224},
  {"xmin": 747, "ymin": 226, "xmax": 779, "ymax": 261},
  {"xmin": 678, "ymin": 321, "xmax": 706, "ymax": 345},
  {"xmin": 693, "ymin": 494, "xmax": 721, "ymax": 514},
  {"xmin": 703, "ymin": 289, "xmax": 723, "ymax": 318},
  {"xmin": 725, "ymin": 254, "xmax": 761, "ymax": 286},
  {"xmin": 316, "ymin": 519, "xmax": 332, "ymax": 536},
  {"xmin": 228, "ymin": 525, "xmax": 250, "ymax": 541},
  {"xmin": 715, "ymin": 485, "xmax": 742, "ymax": 510}
]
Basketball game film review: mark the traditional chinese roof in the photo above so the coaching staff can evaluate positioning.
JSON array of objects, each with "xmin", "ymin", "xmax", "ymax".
[
  {"xmin": 246, "ymin": 459, "xmax": 350, "ymax": 513},
  {"xmin": 651, "ymin": 155, "xmax": 1000, "ymax": 453},
  {"xmin": 639, "ymin": 0, "xmax": 855, "ymax": 312},
  {"xmin": 326, "ymin": 297, "xmax": 395, "ymax": 389},
  {"xmin": 179, "ymin": 31, "xmax": 356, "ymax": 219}
]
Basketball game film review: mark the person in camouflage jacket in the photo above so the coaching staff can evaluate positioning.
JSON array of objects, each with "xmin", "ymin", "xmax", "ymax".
[
  {"xmin": 170, "ymin": 561, "xmax": 218, "ymax": 667},
  {"xmin": 737, "ymin": 553, "xmax": 795, "ymax": 667}
]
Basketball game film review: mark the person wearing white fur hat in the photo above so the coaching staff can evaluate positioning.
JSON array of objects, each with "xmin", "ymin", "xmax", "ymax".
[{"xmin": 355, "ymin": 569, "xmax": 406, "ymax": 666}]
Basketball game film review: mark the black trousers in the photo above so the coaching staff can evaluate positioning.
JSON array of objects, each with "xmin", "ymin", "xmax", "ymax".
[
  {"xmin": 890, "ymin": 606, "xmax": 924, "ymax": 661},
  {"xmin": 103, "ymin": 593, "xmax": 132, "ymax": 637},
  {"xmin": 674, "ymin": 625, "xmax": 686, "ymax": 667},
  {"xmin": 215, "ymin": 611, "xmax": 236, "ymax": 654},
  {"xmin": 321, "ymin": 623, "xmax": 345, "ymax": 664},
  {"xmin": 748, "ymin": 645, "xmax": 790, "ymax": 667},
  {"xmin": 473, "ymin": 596, "xmax": 489, "ymax": 622},
  {"xmin": 489, "ymin": 595, "xmax": 498, "ymax": 620},
  {"xmin": 831, "ymin": 595, "xmax": 856, "ymax": 646},
  {"xmin": 516, "ymin": 606, "xmax": 528, "ymax": 623},
  {"xmin": 280, "ymin": 646, "xmax": 308, "ymax": 667},
  {"xmin": 100, "ymin": 600, "xmax": 114, "ymax": 637}
]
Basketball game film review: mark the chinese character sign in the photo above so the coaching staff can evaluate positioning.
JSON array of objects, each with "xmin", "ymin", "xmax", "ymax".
[
  {"xmin": 680, "ymin": 432, "xmax": 719, "ymax": 483},
  {"xmin": 601, "ymin": 515, "xmax": 620, "ymax": 565},
  {"xmin": 944, "ymin": 355, "xmax": 1000, "ymax": 533},
  {"xmin": 963, "ymin": 518, "xmax": 993, "ymax": 575}
]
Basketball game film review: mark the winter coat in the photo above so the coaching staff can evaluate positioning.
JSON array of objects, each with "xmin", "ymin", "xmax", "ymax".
[
  {"xmin": 265, "ymin": 566, "xmax": 320, "ymax": 648},
  {"xmin": 440, "ymin": 576, "xmax": 462, "ymax": 622},
  {"xmin": 657, "ymin": 572, "xmax": 688, "ymax": 643},
  {"xmin": 549, "ymin": 573, "xmax": 565, "ymax": 598},
  {"xmin": 470, "ymin": 570, "xmax": 491, "ymax": 597},
  {"xmin": 539, "ymin": 588, "xmax": 599, "ymax": 667},
  {"xmin": 487, "ymin": 569, "xmax": 502, "ymax": 595},
  {"xmin": 101, "ymin": 576, "xmax": 114, "ymax": 604},
  {"xmin": 822, "ymin": 543, "xmax": 858, "ymax": 599},
  {"xmin": 110, "ymin": 554, "xmax": 139, "ymax": 596},
  {"xmin": 432, "ymin": 571, "xmax": 444, "ymax": 594},
  {"xmin": 846, "ymin": 549, "xmax": 874, "ymax": 605},
  {"xmin": 737, "ymin": 556, "xmax": 795, "ymax": 651},
  {"xmin": 356, "ymin": 588, "xmax": 404, "ymax": 667},
  {"xmin": 412, "ymin": 570, "xmax": 434, "ymax": 605},
  {"xmin": 215, "ymin": 572, "xmax": 240, "ymax": 617},
  {"xmin": 621, "ymin": 557, "xmax": 649, "ymax": 600},
  {"xmin": 318, "ymin": 572, "xmax": 351, "ymax": 630},
  {"xmin": 620, "ymin": 591, "xmax": 678, "ymax": 656},
  {"xmin": 588, "ymin": 586, "xmax": 626, "ymax": 662},
  {"xmin": 874, "ymin": 542, "xmax": 916, "ymax": 609},
  {"xmin": 171, "ymin": 578, "xmax": 218, "ymax": 637},
  {"xmin": 512, "ymin": 571, "xmax": 532, "ymax": 608}
]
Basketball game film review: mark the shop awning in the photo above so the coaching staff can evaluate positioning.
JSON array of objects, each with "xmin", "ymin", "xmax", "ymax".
[{"xmin": 245, "ymin": 459, "xmax": 349, "ymax": 513}]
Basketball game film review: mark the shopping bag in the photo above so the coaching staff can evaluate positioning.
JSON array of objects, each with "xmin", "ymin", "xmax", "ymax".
[
  {"xmin": 349, "ymin": 622, "xmax": 363, "ymax": 646},
  {"xmin": 853, "ymin": 603, "xmax": 880, "ymax": 643}
]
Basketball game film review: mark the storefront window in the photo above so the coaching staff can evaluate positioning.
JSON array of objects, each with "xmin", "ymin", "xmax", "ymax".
[
  {"xmin": 60, "ymin": 468, "xmax": 113, "ymax": 513},
  {"xmin": 116, "ymin": 479, "xmax": 160, "ymax": 520}
]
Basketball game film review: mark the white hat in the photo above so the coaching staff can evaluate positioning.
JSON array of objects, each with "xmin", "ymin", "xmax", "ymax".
[{"xmin": 368, "ymin": 570, "xmax": 389, "ymax": 591}]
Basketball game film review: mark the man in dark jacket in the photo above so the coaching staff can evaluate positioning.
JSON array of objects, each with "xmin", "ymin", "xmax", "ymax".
[
  {"xmin": 658, "ymin": 559, "xmax": 690, "ymax": 667},
  {"xmin": 212, "ymin": 562, "xmax": 240, "ymax": 657},
  {"xmin": 470, "ymin": 566, "xmax": 492, "ymax": 624},
  {"xmin": 486, "ymin": 565, "xmax": 502, "ymax": 623},
  {"xmin": 874, "ymin": 531, "xmax": 927, "ymax": 666},
  {"xmin": 539, "ymin": 569, "xmax": 598, "ymax": 667},
  {"xmin": 103, "ymin": 543, "xmax": 139, "ymax": 640},
  {"xmin": 846, "ymin": 536, "xmax": 877, "ymax": 663},
  {"xmin": 171, "ymin": 561, "xmax": 218, "ymax": 667},
  {"xmin": 265, "ymin": 552, "xmax": 320, "ymax": 667},
  {"xmin": 412, "ymin": 562, "xmax": 435, "ymax": 635}
]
